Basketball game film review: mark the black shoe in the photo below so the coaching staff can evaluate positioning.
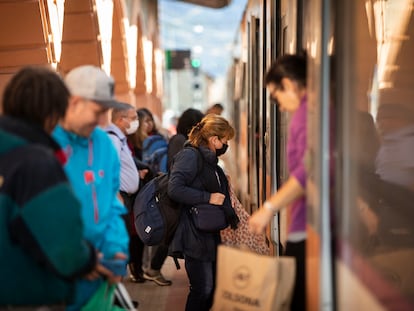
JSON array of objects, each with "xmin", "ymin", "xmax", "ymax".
[
  {"xmin": 129, "ymin": 273, "xmax": 146, "ymax": 283},
  {"xmin": 128, "ymin": 263, "xmax": 146, "ymax": 283}
]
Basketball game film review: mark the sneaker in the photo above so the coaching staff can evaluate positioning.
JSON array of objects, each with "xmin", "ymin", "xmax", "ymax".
[{"xmin": 143, "ymin": 269, "xmax": 172, "ymax": 286}]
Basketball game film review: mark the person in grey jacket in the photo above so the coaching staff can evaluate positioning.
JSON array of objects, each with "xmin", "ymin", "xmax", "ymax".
[{"xmin": 168, "ymin": 114, "xmax": 239, "ymax": 311}]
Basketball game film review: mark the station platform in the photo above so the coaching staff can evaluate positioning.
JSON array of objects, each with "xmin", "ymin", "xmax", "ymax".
[{"xmin": 123, "ymin": 257, "xmax": 188, "ymax": 310}]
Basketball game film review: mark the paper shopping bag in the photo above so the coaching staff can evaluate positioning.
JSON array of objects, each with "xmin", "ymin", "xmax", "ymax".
[{"xmin": 212, "ymin": 245, "xmax": 295, "ymax": 311}]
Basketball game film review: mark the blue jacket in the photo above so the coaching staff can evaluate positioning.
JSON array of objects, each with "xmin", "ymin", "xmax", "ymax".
[
  {"xmin": 53, "ymin": 126, "xmax": 129, "ymax": 309},
  {"xmin": 0, "ymin": 116, "xmax": 95, "ymax": 305},
  {"xmin": 53, "ymin": 125, "xmax": 129, "ymax": 258}
]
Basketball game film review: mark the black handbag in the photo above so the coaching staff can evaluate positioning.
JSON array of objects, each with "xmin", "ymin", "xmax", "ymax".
[{"xmin": 190, "ymin": 203, "xmax": 228, "ymax": 232}]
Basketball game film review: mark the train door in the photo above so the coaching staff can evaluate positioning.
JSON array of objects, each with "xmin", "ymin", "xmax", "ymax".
[
  {"xmin": 264, "ymin": 0, "xmax": 283, "ymax": 254},
  {"xmin": 268, "ymin": 0, "xmax": 306, "ymax": 258}
]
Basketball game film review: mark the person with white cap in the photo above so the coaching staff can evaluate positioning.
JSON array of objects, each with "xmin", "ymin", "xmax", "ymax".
[{"xmin": 52, "ymin": 65, "xmax": 129, "ymax": 310}]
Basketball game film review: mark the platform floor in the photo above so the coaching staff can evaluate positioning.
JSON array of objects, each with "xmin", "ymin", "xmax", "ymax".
[{"xmin": 123, "ymin": 257, "xmax": 188, "ymax": 311}]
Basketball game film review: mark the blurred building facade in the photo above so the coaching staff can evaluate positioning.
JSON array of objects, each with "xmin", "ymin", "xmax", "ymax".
[
  {"xmin": 0, "ymin": 0, "xmax": 230, "ymax": 119},
  {"xmin": 0, "ymin": 0, "xmax": 163, "ymax": 116}
]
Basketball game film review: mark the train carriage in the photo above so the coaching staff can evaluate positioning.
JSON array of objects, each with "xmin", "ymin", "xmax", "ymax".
[
  {"xmin": 1, "ymin": 0, "xmax": 413, "ymax": 310},
  {"xmin": 227, "ymin": 0, "xmax": 414, "ymax": 310}
]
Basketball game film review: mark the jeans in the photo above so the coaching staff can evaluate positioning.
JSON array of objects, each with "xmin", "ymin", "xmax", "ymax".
[{"xmin": 184, "ymin": 256, "xmax": 216, "ymax": 311}]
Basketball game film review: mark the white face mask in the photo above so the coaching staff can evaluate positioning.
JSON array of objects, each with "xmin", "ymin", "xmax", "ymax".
[{"xmin": 126, "ymin": 119, "xmax": 139, "ymax": 135}]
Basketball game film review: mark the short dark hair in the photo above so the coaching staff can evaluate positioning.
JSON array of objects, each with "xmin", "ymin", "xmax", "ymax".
[
  {"xmin": 211, "ymin": 103, "xmax": 223, "ymax": 110},
  {"xmin": 206, "ymin": 103, "xmax": 224, "ymax": 115},
  {"xmin": 2, "ymin": 66, "xmax": 69, "ymax": 129},
  {"xmin": 176, "ymin": 108, "xmax": 204, "ymax": 137},
  {"xmin": 265, "ymin": 53, "xmax": 307, "ymax": 88}
]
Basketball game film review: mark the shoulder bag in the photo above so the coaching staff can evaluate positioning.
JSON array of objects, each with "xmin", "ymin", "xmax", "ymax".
[{"xmin": 190, "ymin": 203, "xmax": 228, "ymax": 232}]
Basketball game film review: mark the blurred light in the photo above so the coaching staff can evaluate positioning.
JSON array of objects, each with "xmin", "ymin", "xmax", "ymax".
[
  {"xmin": 95, "ymin": 0, "xmax": 114, "ymax": 74},
  {"xmin": 46, "ymin": 0, "xmax": 64, "ymax": 64},
  {"xmin": 143, "ymin": 37, "xmax": 153, "ymax": 93},
  {"xmin": 191, "ymin": 58, "xmax": 201, "ymax": 68},
  {"xmin": 193, "ymin": 25, "xmax": 204, "ymax": 33},
  {"xmin": 127, "ymin": 24, "xmax": 137, "ymax": 89},
  {"xmin": 155, "ymin": 48, "xmax": 164, "ymax": 97},
  {"xmin": 193, "ymin": 45, "xmax": 203, "ymax": 54}
]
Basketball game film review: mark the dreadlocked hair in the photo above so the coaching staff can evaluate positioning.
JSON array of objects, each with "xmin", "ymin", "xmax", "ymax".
[{"xmin": 2, "ymin": 66, "xmax": 69, "ymax": 129}]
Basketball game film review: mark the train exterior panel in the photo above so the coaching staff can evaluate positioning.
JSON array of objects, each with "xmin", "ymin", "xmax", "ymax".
[{"xmin": 227, "ymin": 0, "xmax": 414, "ymax": 310}]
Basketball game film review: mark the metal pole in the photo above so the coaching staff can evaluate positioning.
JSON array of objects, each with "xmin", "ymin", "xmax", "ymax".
[{"xmin": 320, "ymin": 0, "xmax": 333, "ymax": 309}]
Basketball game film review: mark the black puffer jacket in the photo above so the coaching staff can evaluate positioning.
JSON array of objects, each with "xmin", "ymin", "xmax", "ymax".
[{"xmin": 168, "ymin": 145, "xmax": 238, "ymax": 261}]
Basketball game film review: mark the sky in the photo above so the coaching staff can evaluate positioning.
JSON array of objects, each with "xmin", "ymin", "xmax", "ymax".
[{"xmin": 159, "ymin": 0, "xmax": 247, "ymax": 79}]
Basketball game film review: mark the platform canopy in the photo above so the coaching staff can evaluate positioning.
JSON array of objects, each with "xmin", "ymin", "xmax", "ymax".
[{"xmin": 166, "ymin": 0, "xmax": 231, "ymax": 9}]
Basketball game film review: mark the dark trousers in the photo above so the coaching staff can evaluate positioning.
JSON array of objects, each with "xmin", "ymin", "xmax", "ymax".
[
  {"xmin": 184, "ymin": 256, "xmax": 216, "ymax": 311},
  {"xmin": 151, "ymin": 244, "xmax": 169, "ymax": 271},
  {"xmin": 129, "ymin": 234, "xmax": 144, "ymax": 275},
  {"xmin": 285, "ymin": 240, "xmax": 306, "ymax": 311},
  {"xmin": 120, "ymin": 191, "xmax": 144, "ymax": 276}
]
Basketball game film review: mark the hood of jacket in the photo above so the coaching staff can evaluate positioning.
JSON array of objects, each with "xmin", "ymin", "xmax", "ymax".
[{"xmin": 0, "ymin": 116, "xmax": 66, "ymax": 164}]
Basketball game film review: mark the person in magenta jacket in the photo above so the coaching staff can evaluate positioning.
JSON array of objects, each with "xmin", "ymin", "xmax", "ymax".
[{"xmin": 249, "ymin": 54, "xmax": 308, "ymax": 311}]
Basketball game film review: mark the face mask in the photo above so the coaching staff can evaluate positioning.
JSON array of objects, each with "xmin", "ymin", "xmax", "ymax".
[
  {"xmin": 126, "ymin": 120, "xmax": 139, "ymax": 135},
  {"xmin": 216, "ymin": 143, "xmax": 228, "ymax": 157}
]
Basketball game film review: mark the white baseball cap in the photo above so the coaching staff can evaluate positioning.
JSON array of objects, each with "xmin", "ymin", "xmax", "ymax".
[{"xmin": 65, "ymin": 65, "xmax": 123, "ymax": 109}]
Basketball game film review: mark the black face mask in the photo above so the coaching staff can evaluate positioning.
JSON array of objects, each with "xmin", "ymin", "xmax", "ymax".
[{"xmin": 216, "ymin": 143, "xmax": 228, "ymax": 157}]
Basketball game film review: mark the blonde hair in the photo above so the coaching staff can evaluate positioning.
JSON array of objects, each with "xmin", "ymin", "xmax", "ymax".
[{"xmin": 188, "ymin": 114, "xmax": 235, "ymax": 147}]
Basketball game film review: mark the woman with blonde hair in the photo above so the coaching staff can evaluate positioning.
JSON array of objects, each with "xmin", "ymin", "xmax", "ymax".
[{"xmin": 168, "ymin": 114, "xmax": 239, "ymax": 311}]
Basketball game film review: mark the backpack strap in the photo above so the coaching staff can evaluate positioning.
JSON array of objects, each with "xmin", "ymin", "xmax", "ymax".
[
  {"xmin": 106, "ymin": 130, "xmax": 118, "ymax": 137},
  {"xmin": 173, "ymin": 256, "xmax": 181, "ymax": 270},
  {"xmin": 106, "ymin": 130, "xmax": 126, "ymax": 151},
  {"xmin": 106, "ymin": 130, "xmax": 124, "ymax": 142}
]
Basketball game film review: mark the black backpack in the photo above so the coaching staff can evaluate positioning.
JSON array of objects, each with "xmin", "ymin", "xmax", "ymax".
[{"xmin": 133, "ymin": 147, "xmax": 202, "ymax": 246}]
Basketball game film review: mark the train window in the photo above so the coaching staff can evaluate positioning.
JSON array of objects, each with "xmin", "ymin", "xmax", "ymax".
[
  {"xmin": 335, "ymin": 0, "xmax": 414, "ymax": 309},
  {"xmin": 245, "ymin": 16, "xmax": 262, "ymax": 213}
]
